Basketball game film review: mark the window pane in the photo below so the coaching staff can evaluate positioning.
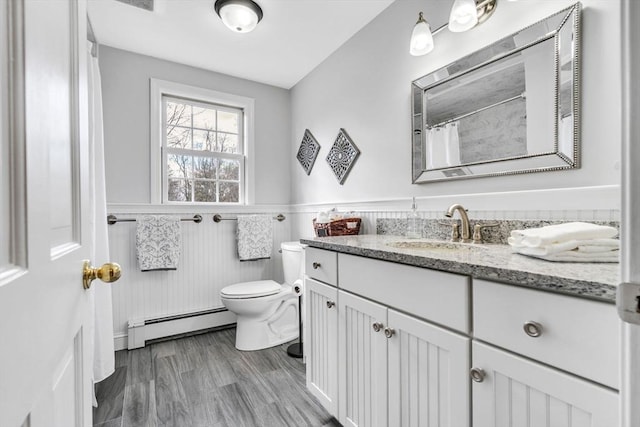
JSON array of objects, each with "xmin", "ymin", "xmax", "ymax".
[
  {"xmin": 218, "ymin": 110, "xmax": 239, "ymax": 134},
  {"xmin": 219, "ymin": 182, "xmax": 239, "ymax": 203},
  {"xmin": 193, "ymin": 130, "xmax": 215, "ymax": 151},
  {"xmin": 194, "ymin": 180, "xmax": 216, "ymax": 202},
  {"xmin": 217, "ymin": 133, "xmax": 239, "ymax": 153},
  {"xmin": 168, "ymin": 179, "xmax": 192, "ymax": 202},
  {"xmin": 219, "ymin": 159, "xmax": 240, "ymax": 180},
  {"xmin": 193, "ymin": 156, "xmax": 216, "ymax": 180},
  {"xmin": 166, "ymin": 101, "xmax": 191, "ymax": 127},
  {"xmin": 167, "ymin": 126, "xmax": 191, "ymax": 149},
  {"xmin": 193, "ymin": 106, "xmax": 216, "ymax": 130},
  {"xmin": 167, "ymin": 154, "xmax": 192, "ymax": 178}
]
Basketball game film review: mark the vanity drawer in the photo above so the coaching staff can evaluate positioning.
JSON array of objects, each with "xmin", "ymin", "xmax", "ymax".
[
  {"xmin": 338, "ymin": 253, "xmax": 470, "ymax": 333},
  {"xmin": 473, "ymin": 279, "xmax": 619, "ymax": 389},
  {"xmin": 305, "ymin": 247, "xmax": 338, "ymax": 286}
]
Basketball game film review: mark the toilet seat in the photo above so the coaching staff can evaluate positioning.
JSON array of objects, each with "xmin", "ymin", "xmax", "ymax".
[{"xmin": 220, "ymin": 280, "xmax": 282, "ymax": 299}]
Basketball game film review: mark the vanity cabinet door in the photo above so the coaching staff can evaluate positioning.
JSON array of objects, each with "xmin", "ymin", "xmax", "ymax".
[
  {"xmin": 305, "ymin": 278, "xmax": 339, "ymax": 417},
  {"xmin": 472, "ymin": 341, "xmax": 618, "ymax": 427},
  {"xmin": 387, "ymin": 309, "xmax": 470, "ymax": 427},
  {"xmin": 338, "ymin": 291, "xmax": 388, "ymax": 427}
]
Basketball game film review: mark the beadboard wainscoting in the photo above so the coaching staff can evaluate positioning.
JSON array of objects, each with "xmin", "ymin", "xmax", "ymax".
[{"xmin": 108, "ymin": 206, "xmax": 292, "ymax": 350}]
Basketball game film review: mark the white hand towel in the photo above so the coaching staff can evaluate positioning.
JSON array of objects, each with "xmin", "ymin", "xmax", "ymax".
[
  {"xmin": 509, "ymin": 222, "xmax": 618, "ymax": 248},
  {"xmin": 510, "ymin": 238, "xmax": 620, "ymax": 256},
  {"xmin": 511, "ymin": 239, "xmax": 580, "ymax": 256},
  {"xmin": 136, "ymin": 215, "xmax": 181, "ymax": 271},
  {"xmin": 237, "ymin": 215, "xmax": 273, "ymax": 261},
  {"xmin": 519, "ymin": 250, "xmax": 619, "ymax": 263}
]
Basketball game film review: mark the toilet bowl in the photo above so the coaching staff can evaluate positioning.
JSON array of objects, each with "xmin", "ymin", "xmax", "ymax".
[{"xmin": 220, "ymin": 241, "xmax": 305, "ymax": 351}]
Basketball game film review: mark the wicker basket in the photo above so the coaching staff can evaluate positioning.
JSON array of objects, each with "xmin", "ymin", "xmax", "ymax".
[{"xmin": 313, "ymin": 218, "xmax": 361, "ymax": 237}]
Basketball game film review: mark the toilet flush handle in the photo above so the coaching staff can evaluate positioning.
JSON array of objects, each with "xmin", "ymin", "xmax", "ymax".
[{"xmin": 312, "ymin": 262, "xmax": 321, "ymax": 269}]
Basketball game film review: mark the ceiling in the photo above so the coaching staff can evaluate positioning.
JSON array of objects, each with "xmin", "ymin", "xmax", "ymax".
[{"xmin": 87, "ymin": 0, "xmax": 395, "ymax": 89}]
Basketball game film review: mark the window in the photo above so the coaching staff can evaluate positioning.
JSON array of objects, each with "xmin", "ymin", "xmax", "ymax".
[
  {"xmin": 150, "ymin": 79, "xmax": 255, "ymax": 205},
  {"xmin": 163, "ymin": 97, "xmax": 243, "ymax": 203}
]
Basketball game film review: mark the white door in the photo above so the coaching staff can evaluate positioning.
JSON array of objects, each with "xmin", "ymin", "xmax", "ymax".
[
  {"xmin": 0, "ymin": 0, "xmax": 98, "ymax": 426},
  {"xmin": 305, "ymin": 277, "xmax": 339, "ymax": 417},
  {"xmin": 387, "ymin": 309, "xmax": 470, "ymax": 427},
  {"xmin": 620, "ymin": 0, "xmax": 640, "ymax": 426},
  {"xmin": 472, "ymin": 341, "xmax": 618, "ymax": 427},
  {"xmin": 338, "ymin": 290, "xmax": 388, "ymax": 427}
]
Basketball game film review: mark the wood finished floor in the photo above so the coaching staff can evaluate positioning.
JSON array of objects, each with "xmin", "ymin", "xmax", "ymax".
[{"xmin": 94, "ymin": 328, "xmax": 340, "ymax": 427}]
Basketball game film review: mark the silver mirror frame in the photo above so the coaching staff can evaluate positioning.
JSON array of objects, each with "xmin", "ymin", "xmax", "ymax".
[{"xmin": 411, "ymin": 3, "xmax": 581, "ymax": 183}]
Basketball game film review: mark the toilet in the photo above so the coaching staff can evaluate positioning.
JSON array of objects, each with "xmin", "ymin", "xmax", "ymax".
[{"xmin": 220, "ymin": 241, "xmax": 305, "ymax": 351}]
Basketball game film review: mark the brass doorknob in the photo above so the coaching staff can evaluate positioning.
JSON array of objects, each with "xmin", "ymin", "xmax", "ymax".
[{"xmin": 83, "ymin": 260, "xmax": 121, "ymax": 289}]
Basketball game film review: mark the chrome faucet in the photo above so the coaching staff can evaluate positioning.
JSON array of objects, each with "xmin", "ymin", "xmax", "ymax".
[{"xmin": 445, "ymin": 204, "xmax": 472, "ymax": 243}]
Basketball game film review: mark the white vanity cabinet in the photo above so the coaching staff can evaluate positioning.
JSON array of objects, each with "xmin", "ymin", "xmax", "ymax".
[
  {"xmin": 337, "ymin": 291, "xmax": 388, "ymax": 427},
  {"xmin": 472, "ymin": 341, "xmax": 618, "ymax": 427},
  {"xmin": 337, "ymin": 291, "xmax": 471, "ymax": 427},
  {"xmin": 472, "ymin": 279, "xmax": 620, "ymax": 426},
  {"xmin": 304, "ymin": 245, "xmax": 619, "ymax": 427},
  {"xmin": 305, "ymin": 248, "xmax": 471, "ymax": 427},
  {"xmin": 305, "ymin": 277, "xmax": 339, "ymax": 416}
]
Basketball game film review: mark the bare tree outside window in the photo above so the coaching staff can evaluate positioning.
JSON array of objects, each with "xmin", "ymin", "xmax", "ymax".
[{"xmin": 163, "ymin": 97, "xmax": 243, "ymax": 203}]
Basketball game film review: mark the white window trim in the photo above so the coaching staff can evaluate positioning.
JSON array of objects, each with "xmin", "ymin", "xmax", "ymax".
[{"xmin": 150, "ymin": 78, "xmax": 255, "ymax": 205}]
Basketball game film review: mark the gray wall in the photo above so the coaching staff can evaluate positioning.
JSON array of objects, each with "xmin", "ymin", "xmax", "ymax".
[
  {"xmin": 290, "ymin": 0, "xmax": 621, "ymax": 211},
  {"xmin": 100, "ymin": 46, "xmax": 291, "ymax": 205}
]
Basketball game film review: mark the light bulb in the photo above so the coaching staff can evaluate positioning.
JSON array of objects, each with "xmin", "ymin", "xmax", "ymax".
[
  {"xmin": 448, "ymin": 0, "xmax": 479, "ymax": 33},
  {"xmin": 409, "ymin": 13, "xmax": 434, "ymax": 56}
]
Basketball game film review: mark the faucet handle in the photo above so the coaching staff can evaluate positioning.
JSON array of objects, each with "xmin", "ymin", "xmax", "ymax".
[
  {"xmin": 472, "ymin": 223, "xmax": 500, "ymax": 244},
  {"xmin": 451, "ymin": 223, "xmax": 461, "ymax": 242}
]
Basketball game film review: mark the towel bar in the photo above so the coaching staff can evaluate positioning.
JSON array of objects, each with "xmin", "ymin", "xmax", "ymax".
[
  {"xmin": 212, "ymin": 213, "xmax": 286, "ymax": 223},
  {"xmin": 107, "ymin": 214, "xmax": 203, "ymax": 225}
]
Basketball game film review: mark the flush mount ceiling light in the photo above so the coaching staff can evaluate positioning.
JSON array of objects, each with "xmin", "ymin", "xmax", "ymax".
[
  {"xmin": 214, "ymin": 0, "xmax": 263, "ymax": 33},
  {"xmin": 410, "ymin": 0, "xmax": 498, "ymax": 56}
]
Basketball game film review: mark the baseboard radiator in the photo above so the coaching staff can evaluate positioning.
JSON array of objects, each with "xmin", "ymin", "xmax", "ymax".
[{"xmin": 127, "ymin": 308, "xmax": 236, "ymax": 349}]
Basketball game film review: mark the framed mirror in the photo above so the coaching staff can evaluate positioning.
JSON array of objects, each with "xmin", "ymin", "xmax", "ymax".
[{"xmin": 411, "ymin": 3, "xmax": 581, "ymax": 183}]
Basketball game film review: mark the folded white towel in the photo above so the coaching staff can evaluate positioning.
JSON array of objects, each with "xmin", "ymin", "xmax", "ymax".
[
  {"xmin": 519, "ymin": 250, "xmax": 619, "ymax": 263},
  {"xmin": 576, "ymin": 239, "xmax": 620, "ymax": 253},
  {"xmin": 510, "ymin": 238, "xmax": 620, "ymax": 256},
  {"xmin": 509, "ymin": 222, "xmax": 618, "ymax": 248},
  {"xmin": 136, "ymin": 215, "xmax": 181, "ymax": 271},
  {"xmin": 237, "ymin": 215, "xmax": 273, "ymax": 261}
]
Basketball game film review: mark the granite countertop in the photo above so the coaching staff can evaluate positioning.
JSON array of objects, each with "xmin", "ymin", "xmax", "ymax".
[{"xmin": 300, "ymin": 234, "xmax": 620, "ymax": 303}]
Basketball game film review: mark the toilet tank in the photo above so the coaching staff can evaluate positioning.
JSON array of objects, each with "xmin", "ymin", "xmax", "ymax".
[{"xmin": 281, "ymin": 241, "xmax": 306, "ymax": 285}]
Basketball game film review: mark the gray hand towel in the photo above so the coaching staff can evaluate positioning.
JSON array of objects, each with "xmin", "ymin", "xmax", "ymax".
[
  {"xmin": 237, "ymin": 215, "xmax": 273, "ymax": 261},
  {"xmin": 136, "ymin": 215, "xmax": 181, "ymax": 271}
]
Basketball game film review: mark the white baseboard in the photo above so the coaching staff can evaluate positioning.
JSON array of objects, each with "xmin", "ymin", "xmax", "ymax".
[{"xmin": 114, "ymin": 334, "xmax": 129, "ymax": 352}]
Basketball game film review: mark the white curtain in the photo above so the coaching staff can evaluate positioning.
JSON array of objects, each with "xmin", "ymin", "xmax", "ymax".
[
  {"xmin": 426, "ymin": 122, "xmax": 461, "ymax": 169},
  {"xmin": 87, "ymin": 41, "xmax": 115, "ymax": 392}
]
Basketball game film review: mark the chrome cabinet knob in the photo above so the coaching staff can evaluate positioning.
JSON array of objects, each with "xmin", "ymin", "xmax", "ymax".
[
  {"xmin": 523, "ymin": 321, "xmax": 543, "ymax": 337},
  {"xmin": 470, "ymin": 367, "xmax": 486, "ymax": 383},
  {"xmin": 326, "ymin": 300, "xmax": 336, "ymax": 309},
  {"xmin": 372, "ymin": 322, "xmax": 383, "ymax": 332},
  {"xmin": 384, "ymin": 327, "xmax": 395, "ymax": 338},
  {"xmin": 312, "ymin": 262, "xmax": 321, "ymax": 269}
]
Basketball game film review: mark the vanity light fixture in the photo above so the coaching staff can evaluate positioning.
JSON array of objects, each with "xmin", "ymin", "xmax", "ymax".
[
  {"xmin": 214, "ymin": 0, "xmax": 263, "ymax": 33},
  {"xmin": 410, "ymin": 12, "xmax": 434, "ymax": 56},
  {"xmin": 410, "ymin": 0, "xmax": 498, "ymax": 56}
]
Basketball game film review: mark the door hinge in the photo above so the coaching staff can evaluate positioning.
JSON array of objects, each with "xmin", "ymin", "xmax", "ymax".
[{"xmin": 617, "ymin": 282, "xmax": 640, "ymax": 324}]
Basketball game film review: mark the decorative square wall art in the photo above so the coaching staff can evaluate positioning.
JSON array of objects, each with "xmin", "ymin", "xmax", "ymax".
[
  {"xmin": 326, "ymin": 128, "xmax": 360, "ymax": 185},
  {"xmin": 296, "ymin": 129, "xmax": 321, "ymax": 175}
]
